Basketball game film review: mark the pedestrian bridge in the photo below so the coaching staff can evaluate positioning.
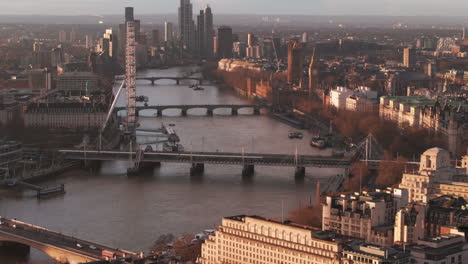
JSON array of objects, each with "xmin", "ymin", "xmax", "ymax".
[
  {"xmin": 115, "ymin": 104, "xmax": 270, "ymax": 117},
  {"xmin": 136, "ymin": 76, "xmax": 203, "ymax": 85},
  {"xmin": 0, "ymin": 217, "xmax": 137, "ymax": 264}
]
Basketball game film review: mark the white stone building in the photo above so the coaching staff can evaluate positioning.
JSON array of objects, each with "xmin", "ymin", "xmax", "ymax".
[
  {"xmin": 394, "ymin": 203, "xmax": 427, "ymax": 246},
  {"xmin": 322, "ymin": 189, "xmax": 408, "ymax": 247},
  {"xmin": 330, "ymin": 86, "xmax": 354, "ymax": 110},
  {"xmin": 399, "ymin": 148, "xmax": 468, "ymax": 203},
  {"xmin": 199, "ymin": 215, "xmax": 343, "ymax": 264}
]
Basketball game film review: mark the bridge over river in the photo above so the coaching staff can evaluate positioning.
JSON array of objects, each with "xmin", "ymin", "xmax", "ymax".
[
  {"xmin": 114, "ymin": 104, "xmax": 270, "ymax": 117},
  {"xmin": 59, "ymin": 149, "xmax": 354, "ymax": 177},
  {"xmin": 0, "ymin": 217, "xmax": 137, "ymax": 264},
  {"xmin": 136, "ymin": 76, "xmax": 203, "ymax": 85}
]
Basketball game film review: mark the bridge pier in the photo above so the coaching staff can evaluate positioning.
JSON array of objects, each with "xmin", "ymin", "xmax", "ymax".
[
  {"xmin": 253, "ymin": 107, "xmax": 261, "ymax": 115},
  {"xmin": 83, "ymin": 160, "xmax": 101, "ymax": 171},
  {"xmin": 151, "ymin": 79, "xmax": 155, "ymax": 85},
  {"xmin": 190, "ymin": 163, "xmax": 205, "ymax": 176},
  {"xmin": 231, "ymin": 108, "xmax": 238, "ymax": 116},
  {"xmin": 181, "ymin": 109, "xmax": 188, "ymax": 117},
  {"xmin": 242, "ymin": 165, "xmax": 255, "ymax": 177},
  {"xmin": 157, "ymin": 110, "xmax": 163, "ymax": 117},
  {"xmin": 207, "ymin": 109, "xmax": 213, "ymax": 116},
  {"xmin": 294, "ymin": 167, "xmax": 306, "ymax": 179},
  {"xmin": 127, "ymin": 166, "xmax": 141, "ymax": 176},
  {"xmin": 176, "ymin": 80, "xmax": 180, "ymax": 85},
  {"xmin": 344, "ymin": 168, "xmax": 350, "ymax": 179}
]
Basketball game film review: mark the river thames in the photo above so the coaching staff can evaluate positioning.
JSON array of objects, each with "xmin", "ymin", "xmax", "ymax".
[{"xmin": 0, "ymin": 66, "xmax": 342, "ymax": 263}]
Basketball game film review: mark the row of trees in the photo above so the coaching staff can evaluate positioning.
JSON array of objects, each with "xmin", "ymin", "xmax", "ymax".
[{"xmin": 151, "ymin": 233, "xmax": 202, "ymax": 262}]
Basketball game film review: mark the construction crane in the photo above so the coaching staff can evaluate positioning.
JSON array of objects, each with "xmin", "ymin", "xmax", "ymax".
[{"xmin": 271, "ymin": 34, "xmax": 282, "ymax": 73}]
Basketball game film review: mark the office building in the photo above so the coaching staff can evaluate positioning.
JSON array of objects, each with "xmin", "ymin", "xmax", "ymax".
[
  {"xmin": 399, "ymin": 148, "xmax": 468, "ymax": 203},
  {"xmin": 151, "ymin": 30, "xmax": 160, "ymax": 46},
  {"xmin": 287, "ymin": 40, "xmax": 304, "ymax": 85},
  {"xmin": 203, "ymin": 6, "xmax": 214, "ymax": 58},
  {"xmin": 380, "ymin": 97, "xmax": 468, "ymax": 155},
  {"xmin": 403, "ymin": 47, "xmax": 416, "ymax": 68},
  {"xmin": 28, "ymin": 69, "xmax": 52, "ymax": 94},
  {"xmin": 31, "ymin": 51, "xmax": 52, "ymax": 69},
  {"xmin": 33, "ymin": 42, "xmax": 45, "ymax": 52},
  {"xmin": 125, "ymin": 7, "xmax": 134, "ymax": 22},
  {"xmin": 133, "ymin": 20, "xmax": 141, "ymax": 44},
  {"xmin": 262, "ymin": 39, "xmax": 275, "ymax": 60},
  {"xmin": 246, "ymin": 45, "xmax": 261, "ymax": 58},
  {"xmin": 343, "ymin": 243, "xmax": 410, "ymax": 264},
  {"xmin": 51, "ymin": 46, "xmax": 64, "ymax": 67},
  {"xmin": 178, "ymin": 0, "xmax": 195, "ymax": 50},
  {"xmin": 394, "ymin": 203, "xmax": 427, "ymax": 246},
  {"xmin": 233, "ymin": 42, "xmax": 246, "ymax": 58},
  {"xmin": 102, "ymin": 29, "xmax": 118, "ymax": 58},
  {"xmin": 410, "ymin": 235, "xmax": 468, "ymax": 264},
  {"xmin": 97, "ymin": 38, "xmax": 110, "ymax": 55},
  {"xmin": 164, "ymin": 22, "xmax": 173, "ymax": 42},
  {"xmin": 217, "ymin": 26, "xmax": 233, "ymax": 59},
  {"xmin": 58, "ymin": 30, "xmax": 67, "ymax": 43},
  {"xmin": 196, "ymin": 10, "xmax": 205, "ymax": 58},
  {"xmin": 322, "ymin": 189, "xmax": 409, "ymax": 247},
  {"xmin": 24, "ymin": 103, "xmax": 109, "ymax": 130},
  {"xmin": 196, "ymin": 6, "xmax": 214, "ymax": 59},
  {"xmin": 199, "ymin": 215, "xmax": 344, "ymax": 264},
  {"xmin": 426, "ymin": 195, "xmax": 468, "ymax": 238},
  {"xmin": 247, "ymin": 33, "xmax": 256, "ymax": 47},
  {"xmin": 69, "ymin": 31, "xmax": 75, "ymax": 43},
  {"xmin": 329, "ymin": 87, "xmax": 354, "ymax": 110},
  {"xmin": 85, "ymin": 35, "xmax": 94, "ymax": 49},
  {"xmin": 57, "ymin": 72, "xmax": 100, "ymax": 95},
  {"xmin": 218, "ymin": 59, "xmax": 262, "ymax": 72},
  {"xmin": 343, "ymin": 86, "xmax": 379, "ymax": 113}
]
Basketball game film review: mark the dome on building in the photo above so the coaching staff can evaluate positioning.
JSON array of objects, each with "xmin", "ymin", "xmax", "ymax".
[{"xmin": 420, "ymin": 147, "xmax": 451, "ymax": 172}]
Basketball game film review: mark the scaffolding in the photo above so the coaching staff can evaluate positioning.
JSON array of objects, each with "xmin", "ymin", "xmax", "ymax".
[{"xmin": 125, "ymin": 20, "xmax": 137, "ymax": 132}]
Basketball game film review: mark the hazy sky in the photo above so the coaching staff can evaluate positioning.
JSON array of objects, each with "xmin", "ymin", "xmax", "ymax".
[{"xmin": 1, "ymin": 0, "xmax": 467, "ymax": 16}]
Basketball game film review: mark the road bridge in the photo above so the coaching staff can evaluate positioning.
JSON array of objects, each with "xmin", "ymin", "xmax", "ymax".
[
  {"xmin": 59, "ymin": 149, "xmax": 353, "ymax": 177},
  {"xmin": 136, "ymin": 76, "xmax": 203, "ymax": 85},
  {"xmin": 0, "ymin": 217, "xmax": 137, "ymax": 264},
  {"xmin": 115, "ymin": 104, "xmax": 270, "ymax": 117}
]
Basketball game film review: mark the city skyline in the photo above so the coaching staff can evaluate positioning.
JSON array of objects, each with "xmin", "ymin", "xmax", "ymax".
[{"xmin": 2, "ymin": 0, "xmax": 468, "ymax": 16}]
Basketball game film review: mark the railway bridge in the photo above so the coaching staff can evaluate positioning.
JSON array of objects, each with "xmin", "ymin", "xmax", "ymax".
[{"xmin": 59, "ymin": 149, "xmax": 354, "ymax": 177}]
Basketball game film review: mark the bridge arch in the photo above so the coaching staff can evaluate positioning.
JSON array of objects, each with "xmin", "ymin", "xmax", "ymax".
[
  {"xmin": 0, "ymin": 237, "xmax": 97, "ymax": 264},
  {"xmin": 152, "ymin": 78, "xmax": 179, "ymax": 85}
]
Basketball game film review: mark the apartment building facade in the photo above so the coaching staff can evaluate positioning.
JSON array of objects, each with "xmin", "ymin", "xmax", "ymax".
[{"xmin": 199, "ymin": 215, "xmax": 344, "ymax": 264}]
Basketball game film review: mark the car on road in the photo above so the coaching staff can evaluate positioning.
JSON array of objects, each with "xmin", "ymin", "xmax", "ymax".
[
  {"xmin": 288, "ymin": 132, "xmax": 303, "ymax": 139},
  {"xmin": 76, "ymin": 243, "xmax": 83, "ymax": 248},
  {"xmin": 89, "ymin": 245, "xmax": 97, "ymax": 250}
]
